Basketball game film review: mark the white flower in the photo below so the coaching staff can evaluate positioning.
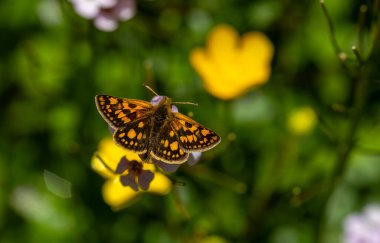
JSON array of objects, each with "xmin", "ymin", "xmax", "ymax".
[
  {"xmin": 70, "ymin": 0, "xmax": 136, "ymax": 31},
  {"xmin": 343, "ymin": 204, "xmax": 380, "ymax": 243}
]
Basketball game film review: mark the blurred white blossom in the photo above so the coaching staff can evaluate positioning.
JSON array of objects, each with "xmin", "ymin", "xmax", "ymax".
[
  {"xmin": 343, "ymin": 204, "xmax": 380, "ymax": 243},
  {"xmin": 69, "ymin": 0, "xmax": 136, "ymax": 31}
]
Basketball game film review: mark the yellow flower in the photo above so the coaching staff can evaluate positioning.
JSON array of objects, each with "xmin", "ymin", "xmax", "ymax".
[
  {"xmin": 91, "ymin": 138, "xmax": 172, "ymax": 210},
  {"xmin": 190, "ymin": 24, "xmax": 274, "ymax": 100},
  {"xmin": 287, "ymin": 107, "xmax": 317, "ymax": 135}
]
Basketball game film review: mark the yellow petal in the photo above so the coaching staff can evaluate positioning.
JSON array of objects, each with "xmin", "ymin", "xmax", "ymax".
[
  {"xmin": 91, "ymin": 155, "xmax": 115, "ymax": 179},
  {"xmin": 147, "ymin": 173, "xmax": 172, "ymax": 195},
  {"xmin": 190, "ymin": 48, "xmax": 215, "ymax": 84},
  {"xmin": 93, "ymin": 138, "xmax": 144, "ymax": 177},
  {"xmin": 287, "ymin": 107, "xmax": 317, "ymax": 135},
  {"xmin": 102, "ymin": 177, "xmax": 140, "ymax": 210},
  {"xmin": 202, "ymin": 75, "xmax": 249, "ymax": 100},
  {"xmin": 239, "ymin": 32, "xmax": 274, "ymax": 82},
  {"xmin": 207, "ymin": 24, "xmax": 239, "ymax": 65},
  {"xmin": 142, "ymin": 162, "xmax": 156, "ymax": 171},
  {"xmin": 189, "ymin": 24, "xmax": 274, "ymax": 100},
  {"xmin": 124, "ymin": 150, "xmax": 143, "ymax": 162},
  {"xmin": 190, "ymin": 48, "xmax": 248, "ymax": 100},
  {"xmin": 96, "ymin": 138, "xmax": 127, "ymax": 171},
  {"xmin": 239, "ymin": 32, "xmax": 274, "ymax": 66}
]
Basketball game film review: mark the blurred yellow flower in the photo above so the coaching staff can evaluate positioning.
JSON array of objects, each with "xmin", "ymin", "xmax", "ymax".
[
  {"xmin": 287, "ymin": 107, "xmax": 317, "ymax": 135},
  {"xmin": 190, "ymin": 24, "xmax": 274, "ymax": 100},
  {"xmin": 91, "ymin": 138, "xmax": 172, "ymax": 210}
]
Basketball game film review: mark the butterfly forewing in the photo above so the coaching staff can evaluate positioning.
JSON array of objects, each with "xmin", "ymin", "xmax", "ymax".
[
  {"xmin": 171, "ymin": 113, "xmax": 221, "ymax": 152},
  {"xmin": 95, "ymin": 94, "xmax": 221, "ymax": 164},
  {"xmin": 113, "ymin": 118, "xmax": 153, "ymax": 154},
  {"xmin": 151, "ymin": 122, "xmax": 190, "ymax": 164},
  {"xmin": 95, "ymin": 95, "xmax": 153, "ymax": 128}
]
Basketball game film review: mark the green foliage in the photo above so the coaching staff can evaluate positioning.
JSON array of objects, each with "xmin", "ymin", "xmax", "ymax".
[{"xmin": 1, "ymin": 0, "xmax": 380, "ymax": 242}]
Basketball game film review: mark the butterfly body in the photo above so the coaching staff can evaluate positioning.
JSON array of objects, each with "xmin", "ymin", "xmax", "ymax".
[{"xmin": 95, "ymin": 94, "xmax": 220, "ymax": 164}]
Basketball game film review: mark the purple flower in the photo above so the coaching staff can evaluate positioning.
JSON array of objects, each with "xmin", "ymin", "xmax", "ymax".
[
  {"xmin": 187, "ymin": 152, "xmax": 202, "ymax": 166},
  {"xmin": 70, "ymin": 0, "xmax": 136, "ymax": 32},
  {"xmin": 116, "ymin": 156, "xmax": 154, "ymax": 191},
  {"xmin": 152, "ymin": 152, "xmax": 202, "ymax": 173},
  {"xmin": 343, "ymin": 204, "xmax": 380, "ymax": 243}
]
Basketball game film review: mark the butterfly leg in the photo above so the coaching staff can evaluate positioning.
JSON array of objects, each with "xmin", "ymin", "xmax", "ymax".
[{"xmin": 138, "ymin": 151, "xmax": 151, "ymax": 163}]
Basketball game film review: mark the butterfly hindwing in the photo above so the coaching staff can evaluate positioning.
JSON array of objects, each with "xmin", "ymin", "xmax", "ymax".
[
  {"xmin": 96, "ymin": 94, "xmax": 221, "ymax": 164},
  {"xmin": 95, "ymin": 95, "xmax": 153, "ymax": 128},
  {"xmin": 150, "ymin": 122, "xmax": 189, "ymax": 164},
  {"xmin": 113, "ymin": 118, "xmax": 153, "ymax": 154},
  {"xmin": 171, "ymin": 112, "xmax": 221, "ymax": 153}
]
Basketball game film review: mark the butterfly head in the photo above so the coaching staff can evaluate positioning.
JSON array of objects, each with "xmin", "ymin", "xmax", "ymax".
[{"xmin": 150, "ymin": 95, "xmax": 178, "ymax": 112}]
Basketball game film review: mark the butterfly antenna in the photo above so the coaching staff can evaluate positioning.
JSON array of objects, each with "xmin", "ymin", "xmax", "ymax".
[
  {"xmin": 143, "ymin": 83, "xmax": 160, "ymax": 96},
  {"xmin": 172, "ymin": 101, "xmax": 198, "ymax": 106}
]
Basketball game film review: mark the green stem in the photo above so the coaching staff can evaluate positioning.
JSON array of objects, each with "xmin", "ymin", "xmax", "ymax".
[
  {"xmin": 171, "ymin": 187, "xmax": 191, "ymax": 220},
  {"xmin": 316, "ymin": 30, "xmax": 375, "ymax": 243},
  {"xmin": 315, "ymin": 1, "xmax": 380, "ymax": 240},
  {"xmin": 319, "ymin": 0, "xmax": 352, "ymax": 77},
  {"xmin": 357, "ymin": 5, "xmax": 368, "ymax": 54},
  {"xmin": 183, "ymin": 165, "xmax": 247, "ymax": 194},
  {"xmin": 317, "ymin": 67, "xmax": 369, "ymax": 243}
]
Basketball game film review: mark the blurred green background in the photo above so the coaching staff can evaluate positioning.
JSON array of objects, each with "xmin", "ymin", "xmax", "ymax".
[{"xmin": 1, "ymin": 0, "xmax": 380, "ymax": 242}]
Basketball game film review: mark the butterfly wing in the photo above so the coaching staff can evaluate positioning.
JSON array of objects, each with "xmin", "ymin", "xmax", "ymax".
[
  {"xmin": 150, "ymin": 122, "xmax": 189, "ymax": 164},
  {"xmin": 95, "ymin": 95, "xmax": 153, "ymax": 129},
  {"xmin": 113, "ymin": 117, "xmax": 153, "ymax": 154},
  {"xmin": 171, "ymin": 112, "xmax": 221, "ymax": 153}
]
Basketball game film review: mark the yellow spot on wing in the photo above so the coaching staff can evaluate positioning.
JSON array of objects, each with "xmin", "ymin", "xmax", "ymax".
[
  {"xmin": 137, "ymin": 132, "xmax": 142, "ymax": 140},
  {"xmin": 187, "ymin": 135, "xmax": 193, "ymax": 143},
  {"xmin": 189, "ymin": 126, "xmax": 197, "ymax": 132},
  {"xmin": 169, "ymin": 131, "xmax": 175, "ymax": 137},
  {"xmin": 127, "ymin": 129, "xmax": 136, "ymax": 139},
  {"xmin": 201, "ymin": 129, "xmax": 210, "ymax": 136},
  {"xmin": 138, "ymin": 122, "xmax": 144, "ymax": 128},
  {"xmin": 109, "ymin": 97, "xmax": 118, "ymax": 104},
  {"xmin": 180, "ymin": 136, "xmax": 187, "ymax": 143},
  {"xmin": 118, "ymin": 133, "xmax": 125, "ymax": 138},
  {"xmin": 122, "ymin": 117, "xmax": 131, "ymax": 123},
  {"xmin": 164, "ymin": 140, "xmax": 169, "ymax": 148},
  {"xmin": 170, "ymin": 141, "xmax": 178, "ymax": 151},
  {"xmin": 117, "ymin": 112, "xmax": 126, "ymax": 118}
]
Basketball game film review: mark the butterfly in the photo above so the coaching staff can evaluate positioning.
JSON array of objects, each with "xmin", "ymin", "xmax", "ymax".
[{"xmin": 95, "ymin": 86, "xmax": 221, "ymax": 164}]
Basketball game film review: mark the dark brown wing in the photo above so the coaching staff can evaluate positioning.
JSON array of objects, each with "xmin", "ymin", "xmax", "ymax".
[
  {"xmin": 95, "ymin": 95, "xmax": 153, "ymax": 129},
  {"xmin": 150, "ymin": 122, "xmax": 189, "ymax": 164},
  {"xmin": 113, "ymin": 117, "xmax": 153, "ymax": 154},
  {"xmin": 171, "ymin": 112, "xmax": 221, "ymax": 153}
]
